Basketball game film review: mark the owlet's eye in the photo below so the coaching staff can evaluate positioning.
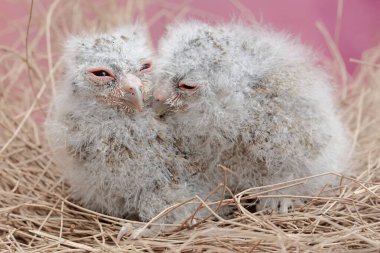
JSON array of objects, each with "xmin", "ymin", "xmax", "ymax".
[
  {"xmin": 178, "ymin": 83, "xmax": 199, "ymax": 91},
  {"xmin": 139, "ymin": 60, "xmax": 152, "ymax": 73},
  {"xmin": 92, "ymin": 70, "xmax": 111, "ymax": 77},
  {"xmin": 88, "ymin": 68, "xmax": 115, "ymax": 80}
]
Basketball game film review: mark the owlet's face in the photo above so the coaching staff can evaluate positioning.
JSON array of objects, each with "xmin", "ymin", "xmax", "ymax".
[
  {"xmin": 65, "ymin": 28, "xmax": 153, "ymax": 112},
  {"xmin": 152, "ymin": 25, "xmax": 227, "ymax": 115}
]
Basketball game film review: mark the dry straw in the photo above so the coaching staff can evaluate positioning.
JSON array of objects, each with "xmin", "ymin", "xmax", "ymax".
[{"xmin": 0, "ymin": 1, "xmax": 379, "ymax": 252}]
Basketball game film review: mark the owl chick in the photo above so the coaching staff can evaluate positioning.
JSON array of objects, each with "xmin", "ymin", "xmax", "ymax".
[
  {"xmin": 45, "ymin": 25, "xmax": 213, "ymax": 225},
  {"xmin": 153, "ymin": 21, "xmax": 349, "ymax": 213}
]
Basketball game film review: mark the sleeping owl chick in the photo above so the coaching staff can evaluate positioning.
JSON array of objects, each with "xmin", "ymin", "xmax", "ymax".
[
  {"xmin": 153, "ymin": 21, "xmax": 349, "ymax": 213},
  {"xmin": 45, "ymin": 25, "xmax": 214, "ymax": 225}
]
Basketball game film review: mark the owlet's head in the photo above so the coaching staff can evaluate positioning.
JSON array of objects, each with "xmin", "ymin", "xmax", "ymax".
[
  {"xmin": 152, "ymin": 21, "xmax": 232, "ymax": 115},
  {"xmin": 63, "ymin": 25, "xmax": 153, "ymax": 112}
]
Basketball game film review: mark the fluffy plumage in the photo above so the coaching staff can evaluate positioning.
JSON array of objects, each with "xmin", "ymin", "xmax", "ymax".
[
  {"xmin": 45, "ymin": 25, "xmax": 212, "ymax": 224},
  {"xmin": 153, "ymin": 21, "xmax": 349, "ymax": 212}
]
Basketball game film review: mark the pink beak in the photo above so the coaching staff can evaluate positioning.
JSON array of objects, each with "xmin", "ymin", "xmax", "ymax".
[
  {"xmin": 153, "ymin": 87, "xmax": 171, "ymax": 102},
  {"xmin": 119, "ymin": 73, "xmax": 144, "ymax": 111}
]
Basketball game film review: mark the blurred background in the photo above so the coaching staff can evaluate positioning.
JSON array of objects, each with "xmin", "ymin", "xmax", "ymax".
[{"xmin": 1, "ymin": 0, "xmax": 379, "ymax": 74}]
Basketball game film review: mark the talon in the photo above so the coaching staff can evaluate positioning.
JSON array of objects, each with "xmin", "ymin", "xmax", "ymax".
[
  {"xmin": 117, "ymin": 223, "xmax": 134, "ymax": 242},
  {"xmin": 130, "ymin": 227, "xmax": 145, "ymax": 240}
]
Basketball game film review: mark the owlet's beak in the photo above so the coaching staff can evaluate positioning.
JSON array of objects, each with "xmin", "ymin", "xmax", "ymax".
[
  {"xmin": 152, "ymin": 86, "xmax": 171, "ymax": 115},
  {"xmin": 118, "ymin": 73, "xmax": 144, "ymax": 112}
]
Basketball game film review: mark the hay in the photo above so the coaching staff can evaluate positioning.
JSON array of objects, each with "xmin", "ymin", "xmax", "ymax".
[{"xmin": 0, "ymin": 1, "xmax": 379, "ymax": 252}]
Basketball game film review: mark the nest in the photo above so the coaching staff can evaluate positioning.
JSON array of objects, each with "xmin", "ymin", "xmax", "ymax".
[{"xmin": 0, "ymin": 1, "xmax": 379, "ymax": 252}]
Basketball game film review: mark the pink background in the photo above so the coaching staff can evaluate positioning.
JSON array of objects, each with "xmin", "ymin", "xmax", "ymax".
[{"xmin": 1, "ymin": 0, "xmax": 379, "ymax": 73}]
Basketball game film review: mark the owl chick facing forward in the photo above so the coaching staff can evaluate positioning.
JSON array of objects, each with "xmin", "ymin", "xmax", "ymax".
[
  {"xmin": 153, "ymin": 21, "xmax": 349, "ymax": 213},
  {"xmin": 45, "ymin": 26, "xmax": 210, "ymax": 224}
]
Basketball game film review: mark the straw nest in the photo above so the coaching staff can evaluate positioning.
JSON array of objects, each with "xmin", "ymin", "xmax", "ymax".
[{"xmin": 0, "ymin": 1, "xmax": 379, "ymax": 252}]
